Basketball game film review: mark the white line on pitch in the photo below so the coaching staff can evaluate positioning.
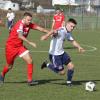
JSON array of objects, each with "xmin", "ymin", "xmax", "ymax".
[{"xmin": 0, "ymin": 44, "xmax": 97, "ymax": 53}]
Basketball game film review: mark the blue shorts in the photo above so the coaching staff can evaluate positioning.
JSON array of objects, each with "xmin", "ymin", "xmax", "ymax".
[
  {"xmin": 7, "ymin": 20, "xmax": 13, "ymax": 29},
  {"xmin": 49, "ymin": 52, "xmax": 71, "ymax": 71}
]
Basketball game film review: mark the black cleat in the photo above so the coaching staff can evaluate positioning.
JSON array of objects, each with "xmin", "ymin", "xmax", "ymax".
[
  {"xmin": 27, "ymin": 80, "xmax": 38, "ymax": 86},
  {"xmin": 0, "ymin": 75, "xmax": 4, "ymax": 85},
  {"xmin": 41, "ymin": 61, "xmax": 47, "ymax": 69},
  {"xmin": 67, "ymin": 83, "xmax": 72, "ymax": 87}
]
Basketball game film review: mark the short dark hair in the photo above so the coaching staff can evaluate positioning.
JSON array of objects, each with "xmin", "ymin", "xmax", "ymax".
[
  {"xmin": 56, "ymin": 7, "xmax": 61, "ymax": 11},
  {"xmin": 23, "ymin": 12, "xmax": 32, "ymax": 17},
  {"xmin": 8, "ymin": 8, "xmax": 12, "ymax": 10},
  {"xmin": 68, "ymin": 18, "xmax": 77, "ymax": 25}
]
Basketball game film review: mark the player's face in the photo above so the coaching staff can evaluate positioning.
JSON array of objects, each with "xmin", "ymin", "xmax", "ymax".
[
  {"xmin": 66, "ymin": 22, "xmax": 76, "ymax": 32},
  {"xmin": 8, "ymin": 9, "xmax": 12, "ymax": 13},
  {"xmin": 56, "ymin": 10, "xmax": 61, "ymax": 15},
  {"xmin": 24, "ymin": 16, "xmax": 32, "ymax": 25}
]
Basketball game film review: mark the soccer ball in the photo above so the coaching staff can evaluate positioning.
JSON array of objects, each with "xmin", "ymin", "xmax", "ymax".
[{"xmin": 85, "ymin": 81, "xmax": 96, "ymax": 92}]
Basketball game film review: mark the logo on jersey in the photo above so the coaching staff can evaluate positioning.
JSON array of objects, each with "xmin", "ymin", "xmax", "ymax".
[{"xmin": 23, "ymin": 27, "xmax": 29, "ymax": 35}]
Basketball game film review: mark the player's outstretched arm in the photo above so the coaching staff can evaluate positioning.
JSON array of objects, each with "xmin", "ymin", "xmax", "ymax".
[
  {"xmin": 18, "ymin": 33, "xmax": 36, "ymax": 48},
  {"xmin": 40, "ymin": 30, "xmax": 54, "ymax": 40},
  {"xmin": 71, "ymin": 40, "xmax": 85, "ymax": 53},
  {"xmin": 35, "ymin": 26, "xmax": 49, "ymax": 34}
]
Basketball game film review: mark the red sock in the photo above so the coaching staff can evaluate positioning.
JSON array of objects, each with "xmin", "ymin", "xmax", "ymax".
[
  {"xmin": 1, "ymin": 66, "xmax": 9, "ymax": 77},
  {"xmin": 27, "ymin": 64, "xmax": 34, "ymax": 82}
]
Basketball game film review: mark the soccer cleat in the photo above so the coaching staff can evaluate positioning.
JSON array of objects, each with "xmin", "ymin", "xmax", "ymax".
[
  {"xmin": 67, "ymin": 83, "xmax": 72, "ymax": 87},
  {"xmin": 41, "ymin": 61, "xmax": 47, "ymax": 69},
  {"xmin": 66, "ymin": 81, "xmax": 72, "ymax": 87},
  {"xmin": 0, "ymin": 75, "xmax": 4, "ymax": 84},
  {"xmin": 27, "ymin": 80, "xmax": 38, "ymax": 86}
]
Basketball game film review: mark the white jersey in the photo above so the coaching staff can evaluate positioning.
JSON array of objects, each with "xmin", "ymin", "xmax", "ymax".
[
  {"xmin": 49, "ymin": 27, "xmax": 74, "ymax": 55},
  {"xmin": 7, "ymin": 12, "xmax": 15, "ymax": 21}
]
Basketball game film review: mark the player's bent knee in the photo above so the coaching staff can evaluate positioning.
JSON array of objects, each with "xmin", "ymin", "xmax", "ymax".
[
  {"xmin": 59, "ymin": 70, "xmax": 65, "ymax": 75},
  {"xmin": 27, "ymin": 59, "xmax": 33, "ymax": 64},
  {"xmin": 67, "ymin": 62, "xmax": 74, "ymax": 69}
]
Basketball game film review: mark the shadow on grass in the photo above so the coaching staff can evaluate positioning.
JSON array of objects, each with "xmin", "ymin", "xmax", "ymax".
[
  {"xmin": 52, "ymin": 79, "xmax": 100, "ymax": 86},
  {"xmin": 5, "ymin": 78, "xmax": 64, "ymax": 85},
  {"xmin": 4, "ymin": 79, "xmax": 100, "ymax": 86}
]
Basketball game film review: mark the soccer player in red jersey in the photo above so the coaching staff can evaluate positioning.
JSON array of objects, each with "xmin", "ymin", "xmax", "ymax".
[
  {"xmin": 51, "ymin": 8, "xmax": 65, "ymax": 30},
  {"xmin": 0, "ymin": 12, "xmax": 49, "ymax": 86}
]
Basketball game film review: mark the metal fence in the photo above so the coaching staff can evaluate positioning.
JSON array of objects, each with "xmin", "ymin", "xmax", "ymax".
[
  {"xmin": 62, "ymin": 1, "xmax": 100, "ymax": 30},
  {"xmin": 33, "ymin": 8, "xmax": 100, "ymax": 30},
  {"xmin": 0, "ymin": 1, "xmax": 100, "ymax": 30},
  {"xmin": 33, "ymin": 0, "xmax": 100, "ymax": 30},
  {"xmin": 63, "ymin": 8, "xmax": 100, "ymax": 30},
  {"xmin": 32, "ymin": 2, "xmax": 100, "ymax": 30}
]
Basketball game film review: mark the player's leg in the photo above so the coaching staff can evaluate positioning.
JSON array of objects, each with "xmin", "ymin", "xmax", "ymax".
[
  {"xmin": 41, "ymin": 54, "xmax": 65, "ymax": 74},
  {"xmin": 61, "ymin": 52, "xmax": 74, "ymax": 86},
  {"xmin": 20, "ymin": 50, "xmax": 38, "ymax": 86},
  {"xmin": 22, "ymin": 52, "xmax": 33, "ymax": 81},
  {"xmin": 0, "ymin": 45, "xmax": 17, "ymax": 84},
  {"xmin": 0, "ymin": 55, "xmax": 15, "ymax": 84},
  {"xmin": 7, "ymin": 20, "xmax": 10, "ymax": 29},
  {"xmin": 9, "ymin": 20, "xmax": 13, "ymax": 30},
  {"xmin": 1, "ymin": 64, "xmax": 13, "ymax": 77},
  {"xmin": 66, "ymin": 62, "xmax": 74, "ymax": 86},
  {"xmin": 41, "ymin": 54, "xmax": 59, "ymax": 73},
  {"xmin": 0, "ymin": 64, "xmax": 13, "ymax": 82}
]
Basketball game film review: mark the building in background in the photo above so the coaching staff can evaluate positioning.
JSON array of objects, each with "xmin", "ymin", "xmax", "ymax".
[
  {"xmin": 52, "ymin": 0, "xmax": 77, "ymax": 6},
  {"xmin": 0, "ymin": 0, "xmax": 19, "ymax": 11}
]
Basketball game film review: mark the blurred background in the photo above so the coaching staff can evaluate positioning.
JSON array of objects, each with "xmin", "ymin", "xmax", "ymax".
[{"xmin": 0, "ymin": 0, "xmax": 100, "ymax": 30}]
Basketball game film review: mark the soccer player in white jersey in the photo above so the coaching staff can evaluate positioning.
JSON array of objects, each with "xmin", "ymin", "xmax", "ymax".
[
  {"xmin": 41, "ymin": 18, "xmax": 85, "ymax": 86},
  {"xmin": 6, "ymin": 8, "xmax": 15, "ymax": 30}
]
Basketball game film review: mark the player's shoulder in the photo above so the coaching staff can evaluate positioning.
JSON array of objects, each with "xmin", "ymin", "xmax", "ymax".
[
  {"xmin": 57, "ymin": 27, "xmax": 66, "ymax": 35},
  {"xmin": 14, "ymin": 20, "xmax": 24, "ymax": 28},
  {"xmin": 58, "ymin": 27, "xmax": 66, "ymax": 31},
  {"xmin": 16, "ymin": 20, "xmax": 23, "ymax": 25},
  {"xmin": 54, "ymin": 14, "xmax": 58, "ymax": 17},
  {"xmin": 29, "ymin": 22, "xmax": 38, "ymax": 29}
]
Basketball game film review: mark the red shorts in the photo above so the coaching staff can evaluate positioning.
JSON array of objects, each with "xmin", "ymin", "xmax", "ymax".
[{"xmin": 5, "ymin": 45, "xmax": 29, "ymax": 65}]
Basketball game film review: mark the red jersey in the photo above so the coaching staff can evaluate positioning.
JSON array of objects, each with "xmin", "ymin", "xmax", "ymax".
[
  {"xmin": 53, "ymin": 13, "xmax": 65, "ymax": 30},
  {"xmin": 6, "ymin": 20, "xmax": 38, "ymax": 47}
]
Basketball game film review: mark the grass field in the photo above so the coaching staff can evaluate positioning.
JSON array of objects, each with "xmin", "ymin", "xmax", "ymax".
[{"xmin": 0, "ymin": 26, "xmax": 100, "ymax": 100}]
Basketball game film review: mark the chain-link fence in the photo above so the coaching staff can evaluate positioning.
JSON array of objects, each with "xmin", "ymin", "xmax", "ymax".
[
  {"xmin": 33, "ymin": 4, "xmax": 100, "ymax": 30},
  {"xmin": 33, "ymin": 0, "xmax": 100, "ymax": 30},
  {"xmin": 0, "ymin": 0, "xmax": 100, "ymax": 30},
  {"xmin": 62, "ymin": 0, "xmax": 100, "ymax": 30}
]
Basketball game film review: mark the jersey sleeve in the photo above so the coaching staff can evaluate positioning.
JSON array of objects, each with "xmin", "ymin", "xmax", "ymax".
[
  {"xmin": 29, "ymin": 23, "xmax": 38, "ymax": 29},
  {"xmin": 17, "ymin": 23, "xmax": 24, "ymax": 34},
  {"xmin": 53, "ymin": 15, "xmax": 56, "ymax": 21},
  {"xmin": 66, "ymin": 32, "xmax": 74, "ymax": 41},
  {"xmin": 12, "ymin": 13, "xmax": 15, "ymax": 19},
  {"xmin": 62, "ymin": 15, "xmax": 65, "ymax": 21},
  {"xmin": 57, "ymin": 28, "xmax": 64, "ymax": 35}
]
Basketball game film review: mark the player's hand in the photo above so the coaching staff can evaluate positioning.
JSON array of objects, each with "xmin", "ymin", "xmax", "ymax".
[
  {"xmin": 29, "ymin": 42, "xmax": 36, "ymax": 48},
  {"xmin": 41, "ymin": 35, "xmax": 48, "ymax": 40},
  {"xmin": 78, "ymin": 47, "xmax": 85, "ymax": 53},
  {"xmin": 52, "ymin": 30, "xmax": 58, "ymax": 37},
  {"xmin": 41, "ymin": 30, "xmax": 56, "ymax": 40}
]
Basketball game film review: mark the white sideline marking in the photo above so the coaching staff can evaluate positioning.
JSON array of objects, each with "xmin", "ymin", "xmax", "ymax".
[
  {"xmin": 31, "ymin": 50, "xmax": 48, "ymax": 53},
  {"xmin": 81, "ymin": 44, "xmax": 97, "ymax": 52},
  {"xmin": 0, "ymin": 44, "xmax": 97, "ymax": 53},
  {"xmin": 30, "ymin": 44, "xmax": 97, "ymax": 53}
]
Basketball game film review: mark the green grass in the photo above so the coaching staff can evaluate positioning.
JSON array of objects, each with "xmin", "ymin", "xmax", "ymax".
[{"xmin": 0, "ymin": 27, "xmax": 100, "ymax": 100}]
